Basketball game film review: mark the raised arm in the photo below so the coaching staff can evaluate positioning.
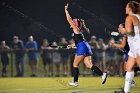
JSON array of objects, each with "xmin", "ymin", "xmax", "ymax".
[{"xmin": 64, "ymin": 3, "xmax": 80, "ymax": 34}]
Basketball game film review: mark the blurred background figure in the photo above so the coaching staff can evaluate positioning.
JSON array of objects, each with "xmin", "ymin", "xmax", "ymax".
[
  {"xmin": 0, "ymin": 41, "xmax": 10, "ymax": 77},
  {"xmin": 51, "ymin": 42, "xmax": 61, "ymax": 77},
  {"xmin": 12, "ymin": 36, "xmax": 25, "ymax": 77},
  {"xmin": 96, "ymin": 38, "xmax": 107, "ymax": 71},
  {"xmin": 89, "ymin": 35, "xmax": 99, "ymax": 76},
  {"xmin": 89, "ymin": 35, "xmax": 99, "ymax": 49},
  {"xmin": 59, "ymin": 37, "xmax": 69, "ymax": 76},
  {"xmin": 40, "ymin": 39, "xmax": 52, "ymax": 77},
  {"xmin": 89, "ymin": 35, "xmax": 99, "ymax": 64},
  {"xmin": 69, "ymin": 39, "xmax": 76, "ymax": 76},
  {"xmin": 115, "ymin": 38, "xmax": 125, "ymax": 76},
  {"xmin": 106, "ymin": 38, "xmax": 117, "ymax": 76},
  {"xmin": 26, "ymin": 36, "xmax": 38, "ymax": 77}
]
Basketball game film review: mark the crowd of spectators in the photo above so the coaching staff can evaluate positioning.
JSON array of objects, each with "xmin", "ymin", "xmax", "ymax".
[{"xmin": 0, "ymin": 35, "xmax": 129, "ymax": 77}]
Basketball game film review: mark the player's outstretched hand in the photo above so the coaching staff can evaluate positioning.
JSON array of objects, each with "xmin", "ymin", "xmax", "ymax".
[{"xmin": 65, "ymin": 3, "xmax": 68, "ymax": 11}]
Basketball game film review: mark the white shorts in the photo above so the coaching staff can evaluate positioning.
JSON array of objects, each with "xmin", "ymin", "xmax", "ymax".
[
  {"xmin": 128, "ymin": 36, "xmax": 140, "ymax": 58},
  {"xmin": 128, "ymin": 49, "xmax": 140, "ymax": 58}
]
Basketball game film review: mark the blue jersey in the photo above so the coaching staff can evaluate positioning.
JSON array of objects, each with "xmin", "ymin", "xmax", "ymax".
[{"xmin": 26, "ymin": 41, "xmax": 38, "ymax": 60}]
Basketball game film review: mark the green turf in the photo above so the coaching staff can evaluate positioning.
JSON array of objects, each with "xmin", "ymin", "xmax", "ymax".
[
  {"xmin": 0, "ymin": 77, "xmax": 140, "ymax": 93},
  {"xmin": 0, "ymin": 54, "xmax": 87, "ymax": 77}
]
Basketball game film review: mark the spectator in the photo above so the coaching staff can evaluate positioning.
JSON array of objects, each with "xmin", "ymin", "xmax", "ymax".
[
  {"xmin": 96, "ymin": 38, "xmax": 107, "ymax": 71},
  {"xmin": 40, "ymin": 39, "xmax": 52, "ymax": 77},
  {"xmin": 51, "ymin": 42, "xmax": 61, "ymax": 77},
  {"xmin": 89, "ymin": 35, "xmax": 99, "ymax": 72},
  {"xmin": 115, "ymin": 39, "xmax": 125, "ymax": 76},
  {"xmin": 89, "ymin": 35, "xmax": 99, "ymax": 50},
  {"xmin": 26, "ymin": 36, "xmax": 38, "ymax": 77},
  {"xmin": 106, "ymin": 38, "xmax": 117, "ymax": 76},
  {"xmin": 59, "ymin": 37, "xmax": 69, "ymax": 76},
  {"xmin": 0, "ymin": 41, "xmax": 10, "ymax": 77},
  {"xmin": 12, "ymin": 36, "xmax": 25, "ymax": 77},
  {"xmin": 89, "ymin": 35, "xmax": 99, "ymax": 63},
  {"xmin": 69, "ymin": 39, "xmax": 76, "ymax": 76}
]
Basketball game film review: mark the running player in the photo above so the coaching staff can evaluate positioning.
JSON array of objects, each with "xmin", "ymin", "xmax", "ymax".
[
  {"xmin": 118, "ymin": 1, "xmax": 140, "ymax": 93},
  {"xmin": 110, "ymin": 24, "xmax": 129, "ymax": 71},
  {"xmin": 64, "ymin": 3, "xmax": 107, "ymax": 87},
  {"xmin": 110, "ymin": 24, "xmax": 140, "ymax": 75},
  {"xmin": 110, "ymin": 24, "xmax": 140, "ymax": 91}
]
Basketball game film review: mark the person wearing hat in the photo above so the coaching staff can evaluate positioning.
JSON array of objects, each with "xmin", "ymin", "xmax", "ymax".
[{"xmin": 12, "ymin": 36, "xmax": 25, "ymax": 77}]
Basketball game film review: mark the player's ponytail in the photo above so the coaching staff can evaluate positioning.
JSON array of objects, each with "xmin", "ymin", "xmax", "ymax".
[{"xmin": 79, "ymin": 19, "xmax": 90, "ymax": 33}]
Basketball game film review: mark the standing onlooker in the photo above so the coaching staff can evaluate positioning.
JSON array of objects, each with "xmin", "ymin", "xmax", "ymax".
[
  {"xmin": 0, "ymin": 41, "xmax": 10, "ymax": 77},
  {"xmin": 59, "ymin": 37, "xmax": 69, "ymax": 76},
  {"xmin": 51, "ymin": 42, "xmax": 61, "ymax": 77},
  {"xmin": 40, "ymin": 39, "xmax": 52, "ymax": 77},
  {"xmin": 89, "ymin": 35, "xmax": 99, "ymax": 64},
  {"xmin": 106, "ymin": 38, "xmax": 117, "ymax": 75},
  {"xmin": 115, "ymin": 39, "xmax": 125, "ymax": 75},
  {"xmin": 96, "ymin": 38, "xmax": 107, "ymax": 71},
  {"xmin": 12, "ymin": 36, "xmax": 25, "ymax": 77},
  {"xmin": 26, "ymin": 36, "xmax": 38, "ymax": 77},
  {"xmin": 89, "ymin": 35, "xmax": 99, "ymax": 76},
  {"xmin": 69, "ymin": 39, "xmax": 76, "ymax": 76}
]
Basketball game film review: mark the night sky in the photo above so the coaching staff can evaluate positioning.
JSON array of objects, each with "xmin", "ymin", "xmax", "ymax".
[{"xmin": 0, "ymin": 0, "xmax": 135, "ymax": 46}]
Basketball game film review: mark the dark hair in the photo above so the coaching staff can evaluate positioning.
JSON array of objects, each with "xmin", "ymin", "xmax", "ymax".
[
  {"xmin": 120, "ymin": 23, "xmax": 125, "ymax": 28},
  {"xmin": 78, "ymin": 19, "xmax": 90, "ymax": 33},
  {"xmin": 128, "ymin": 1, "xmax": 140, "ymax": 14}
]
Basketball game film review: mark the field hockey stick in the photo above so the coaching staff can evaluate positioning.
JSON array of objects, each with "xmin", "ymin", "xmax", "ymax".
[{"xmin": 49, "ymin": 45, "xmax": 76, "ymax": 49}]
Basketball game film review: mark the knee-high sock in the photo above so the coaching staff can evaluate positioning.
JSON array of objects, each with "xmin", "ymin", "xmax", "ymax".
[
  {"xmin": 124, "ymin": 71, "xmax": 134, "ymax": 93},
  {"xmin": 91, "ymin": 65, "xmax": 103, "ymax": 76},
  {"xmin": 73, "ymin": 67, "xmax": 79, "ymax": 82}
]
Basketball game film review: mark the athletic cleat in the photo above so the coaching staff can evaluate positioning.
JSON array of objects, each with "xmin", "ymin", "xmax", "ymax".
[
  {"xmin": 102, "ymin": 73, "xmax": 108, "ymax": 84},
  {"xmin": 131, "ymin": 80, "xmax": 135, "ymax": 87},
  {"xmin": 68, "ymin": 82, "xmax": 78, "ymax": 87}
]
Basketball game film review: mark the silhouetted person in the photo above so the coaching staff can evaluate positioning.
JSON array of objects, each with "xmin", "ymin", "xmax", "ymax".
[
  {"xmin": 12, "ymin": 36, "xmax": 25, "ymax": 77},
  {"xmin": 0, "ymin": 41, "xmax": 10, "ymax": 77}
]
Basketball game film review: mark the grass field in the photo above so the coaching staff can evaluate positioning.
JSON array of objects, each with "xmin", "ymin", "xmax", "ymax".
[{"xmin": 0, "ymin": 77, "xmax": 140, "ymax": 93}]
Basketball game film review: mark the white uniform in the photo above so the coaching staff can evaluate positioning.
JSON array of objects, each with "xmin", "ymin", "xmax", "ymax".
[{"xmin": 128, "ymin": 14, "xmax": 140, "ymax": 58}]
